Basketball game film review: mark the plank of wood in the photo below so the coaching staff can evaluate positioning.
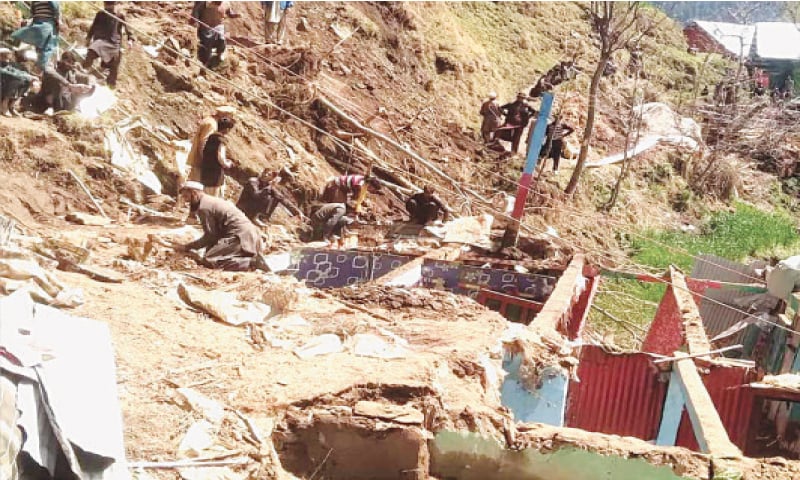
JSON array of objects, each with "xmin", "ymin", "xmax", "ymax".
[{"xmin": 673, "ymin": 357, "xmax": 742, "ymax": 458}]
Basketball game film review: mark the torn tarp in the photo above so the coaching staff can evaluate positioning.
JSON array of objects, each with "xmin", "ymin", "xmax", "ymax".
[
  {"xmin": 0, "ymin": 290, "xmax": 129, "ymax": 480},
  {"xmin": 104, "ymin": 117, "xmax": 163, "ymax": 195}
]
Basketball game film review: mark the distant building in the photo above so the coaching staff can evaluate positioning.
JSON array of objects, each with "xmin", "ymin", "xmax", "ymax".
[
  {"xmin": 683, "ymin": 21, "xmax": 754, "ymax": 58},
  {"xmin": 684, "ymin": 20, "xmax": 800, "ymax": 92}
]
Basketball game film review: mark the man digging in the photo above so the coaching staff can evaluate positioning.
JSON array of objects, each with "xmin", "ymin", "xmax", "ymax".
[{"xmin": 171, "ymin": 182, "xmax": 267, "ymax": 271}]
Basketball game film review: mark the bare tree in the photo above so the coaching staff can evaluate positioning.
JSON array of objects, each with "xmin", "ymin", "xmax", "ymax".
[
  {"xmin": 604, "ymin": 58, "xmax": 646, "ymax": 210},
  {"xmin": 565, "ymin": 2, "xmax": 658, "ymax": 195}
]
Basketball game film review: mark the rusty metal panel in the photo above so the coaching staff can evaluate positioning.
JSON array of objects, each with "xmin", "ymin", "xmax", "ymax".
[
  {"xmin": 690, "ymin": 255, "xmax": 761, "ymax": 344},
  {"xmin": 691, "ymin": 255, "xmax": 757, "ymax": 283},
  {"xmin": 675, "ymin": 365, "xmax": 757, "ymax": 451},
  {"xmin": 566, "ymin": 346, "xmax": 668, "ymax": 440}
]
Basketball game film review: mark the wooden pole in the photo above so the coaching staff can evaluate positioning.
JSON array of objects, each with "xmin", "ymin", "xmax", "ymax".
[
  {"xmin": 502, "ymin": 92, "xmax": 554, "ymax": 247},
  {"xmin": 317, "ymin": 96, "xmax": 467, "ymax": 197},
  {"xmin": 68, "ymin": 170, "xmax": 109, "ymax": 219}
]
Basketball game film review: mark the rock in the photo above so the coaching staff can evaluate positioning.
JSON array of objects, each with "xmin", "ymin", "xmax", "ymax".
[
  {"xmin": 297, "ymin": 16, "xmax": 310, "ymax": 32},
  {"xmin": 65, "ymin": 212, "xmax": 110, "ymax": 226}
]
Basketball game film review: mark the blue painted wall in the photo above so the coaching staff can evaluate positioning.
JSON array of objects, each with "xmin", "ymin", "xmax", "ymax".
[{"xmin": 501, "ymin": 351, "xmax": 568, "ymax": 426}]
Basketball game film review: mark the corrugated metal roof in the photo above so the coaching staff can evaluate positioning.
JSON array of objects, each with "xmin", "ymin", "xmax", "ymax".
[
  {"xmin": 753, "ymin": 22, "xmax": 800, "ymax": 61},
  {"xmin": 690, "ymin": 255, "xmax": 761, "ymax": 345},
  {"xmin": 690, "ymin": 21, "xmax": 755, "ymax": 57},
  {"xmin": 691, "ymin": 254, "xmax": 757, "ymax": 283},
  {"xmin": 566, "ymin": 346, "xmax": 667, "ymax": 441},
  {"xmin": 676, "ymin": 365, "xmax": 756, "ymax": 451}
]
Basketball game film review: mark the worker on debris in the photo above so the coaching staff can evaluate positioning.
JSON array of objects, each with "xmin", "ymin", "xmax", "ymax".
[
  {"xmin": 785, "ymin": 75, "xmax": 795, "ymax": 99},
  {"xmin": 320, "ymin": 174, "xmax": 381, "ymax": 204},
  {"xmin": 11, "ymin": 1, "xmax": 61, "ymax": 73},
  {"xmin": 24, "ymin": 51, "xmax": 94, "ymax": 113},
  {"xmin": 309, "ymin": 202, "xmax": 354, "ymax": 242},
  {"xmin": 235, "ymin": 169, "xmax": 292, "ymax": 226},
  {"xmin": 172, "ymin": 182, "xmax": 264, "ymax": 271},
  {"xmin": 178, "ymin": 106, "xmax": 236, "ymax": 215},
  {"xmin": 191, "ymin": 1, "xmax": 240, "ymax": 70},
  {"xmin": 83, "ymin": 1, "xmax": 134, "ymax": 88},
  {"xmin": 541, "ymin": 114, "xmax": 574, "ymax": 173},
  {"xmin": 479, "ymin": 91, "xmax": 503, "ymax": 144},
  {"xmin": 200, "ymin": 115, "xmax": 236, "ymax": 197},
  {"xmin": 499, "ymin": 92, "xmax": 536, "ymax": 154},
  {"xmin": 0, "ymin": 48, "xmax": 38, "ymax": 116},
  {"xmin": 406, "ymin": 186, "xmax": 450, "ymax": 225},
  {"xmin": 262, "ymin": 1, "xmax": 293, "ymax": 45}
]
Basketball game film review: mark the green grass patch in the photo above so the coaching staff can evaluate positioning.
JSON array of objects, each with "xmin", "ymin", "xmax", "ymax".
[
  {"xmin": 589, "ymin": 203, "xmax": 799, "ymax": 348},
  {"xmin": 631, "ymin": 203, "xmax": 799, "ymax": 271}
]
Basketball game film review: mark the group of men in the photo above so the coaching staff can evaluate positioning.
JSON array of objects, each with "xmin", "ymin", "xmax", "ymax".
[
  {"xmin": 2, "ymin": 1, "xmax": 297, "ymax": 116},
  {"xmin": 479, "ymin": 92, "xmax": 574, "ymax": 172},
  {"xmin": 3, "ymin": 1, "xmax": 454, "ymax": 274},
  {"xmin": 174, "ymin": 105, "xmax": 452, "ymax": 271},
  {"xmin": 189, "ymin": 1, "xmax": 294, "ymax": 70},
  {"xmin": 1, "ymin": 1, "xmax": 131, "ymax": 116}
]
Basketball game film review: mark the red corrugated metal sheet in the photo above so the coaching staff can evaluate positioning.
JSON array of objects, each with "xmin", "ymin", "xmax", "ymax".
[
  {"xmin": 675, "ymin": 365, "xmax": 757, "ymax": 451},
  {"xmin": 566, "ymin": 346, "xmax": 668, "ymax": 440},
  {"xmin": 642, "ymin": 286, "xmax": 685, "ymax": 356},
  {"xmin": 567, "ymin": 275, "xmax": 598, "ymax": 340}
]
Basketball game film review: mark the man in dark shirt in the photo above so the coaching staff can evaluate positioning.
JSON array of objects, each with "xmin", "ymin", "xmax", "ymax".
[
  {"xmin": 500, "ymin": 92, "xmax": 536, "ymax": 154},
  {"xmin": 83, "ymin": 1, "xmax": 133, "ymax": 87},
  {"xmin": 541, "ymin": 115, "xmax": 574, "ymax": 172},
  {"xmin": 406, "ymin": 186, "xmax": 450, "ymax": 225},
  {"xmin": 0, "ymin": 49, "xmax": 37, "ymax": 116},
  {"xmin": 173, "ymin": 181, "xmax": 262, "ymax": 271},
  {"xmin": 235, "ymin": 169, "xmax": 291, "ymax": 226},
  {"xmin": 200, "ymin": 116, "xmax": 235, "ymax": 196}
]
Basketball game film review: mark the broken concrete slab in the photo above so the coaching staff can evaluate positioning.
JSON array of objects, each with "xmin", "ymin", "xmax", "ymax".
[
  {"xmin": 178, "ymin": 283, "xmax": 271, "ymax": 326},
  {"xmin": 175, "ymin": 387, "xmax": 226, "ymax": 425},
  {"xmin": 293, "ymin": 333, "xmax": 343, "ymax": 359}
]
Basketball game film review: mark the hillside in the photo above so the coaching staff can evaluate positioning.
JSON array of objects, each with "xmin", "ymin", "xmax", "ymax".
[{"xmin": 1, "ymin": 1, "xmax": 738, "ymax": 257}]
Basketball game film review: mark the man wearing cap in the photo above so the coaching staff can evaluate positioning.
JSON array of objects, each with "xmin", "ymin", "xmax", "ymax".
[
  {"xmin": 500, "ymin": 93, "xmax": 536, "ymax": 154},
  {"xmin": 172, "ymin": 182, "xmax": 263, "ymax": 271},
  {"xmin": 479, "ymin": 92, "xmax": 503, "ymax": 144}
]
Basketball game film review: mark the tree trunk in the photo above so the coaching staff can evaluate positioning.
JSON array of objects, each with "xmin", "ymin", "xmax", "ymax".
[
  {"xmin": 565, "ymin": 52, "xmax": 609, "ymax": 195},
  {"xmin": 606, "ymin": 65, "xmax": 643, "ymax": 210}
]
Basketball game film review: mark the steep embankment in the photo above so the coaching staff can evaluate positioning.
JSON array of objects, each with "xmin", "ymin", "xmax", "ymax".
[{"xmin": 0, "ymin": 1, "xmax": 743, "ymax": 258}]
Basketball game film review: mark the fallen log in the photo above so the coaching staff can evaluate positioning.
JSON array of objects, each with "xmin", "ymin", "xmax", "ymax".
[
  {"xmin": 69, "ymin": 170, "xmax": 109, "ymax": 219},
  {"xmin": 317, "ymin": 96, "xmax": 467, "ymax": 197}
]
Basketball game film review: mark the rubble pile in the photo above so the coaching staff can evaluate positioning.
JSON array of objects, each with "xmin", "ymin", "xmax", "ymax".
[{"xmin": 333, "ymin": 284, "xmax": 488, "ymax": 319}]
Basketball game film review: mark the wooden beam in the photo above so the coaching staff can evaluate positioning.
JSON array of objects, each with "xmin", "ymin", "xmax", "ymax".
[
  {"xmin": 530, "ymin": 254, "xmax": 585, "ymax": 334},
  {"xmin": 317, "ymin": 96, "xmax": 468, "ymax": 197},
  {"xmin": 673, "ymin": 357, "xmax": 742, "ymax": 458},
  {"xmin": 670, "ymin": 267, "xmax": 713, "ymax": 356}
]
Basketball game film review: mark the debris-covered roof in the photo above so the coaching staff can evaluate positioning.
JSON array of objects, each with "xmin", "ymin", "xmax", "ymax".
[
  {"xmin": 752, "ymin": 22, "xmax": 800, "ymax": 61},
  {"xmin": 688, "ymin": 20, "xmax": 755, "ymax": 57}
]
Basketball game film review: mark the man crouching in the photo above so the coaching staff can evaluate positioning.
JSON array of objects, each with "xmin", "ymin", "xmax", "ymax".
[{"xmin": 172, "ymin": 181, "xmax": 264, "ymax": 271}]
